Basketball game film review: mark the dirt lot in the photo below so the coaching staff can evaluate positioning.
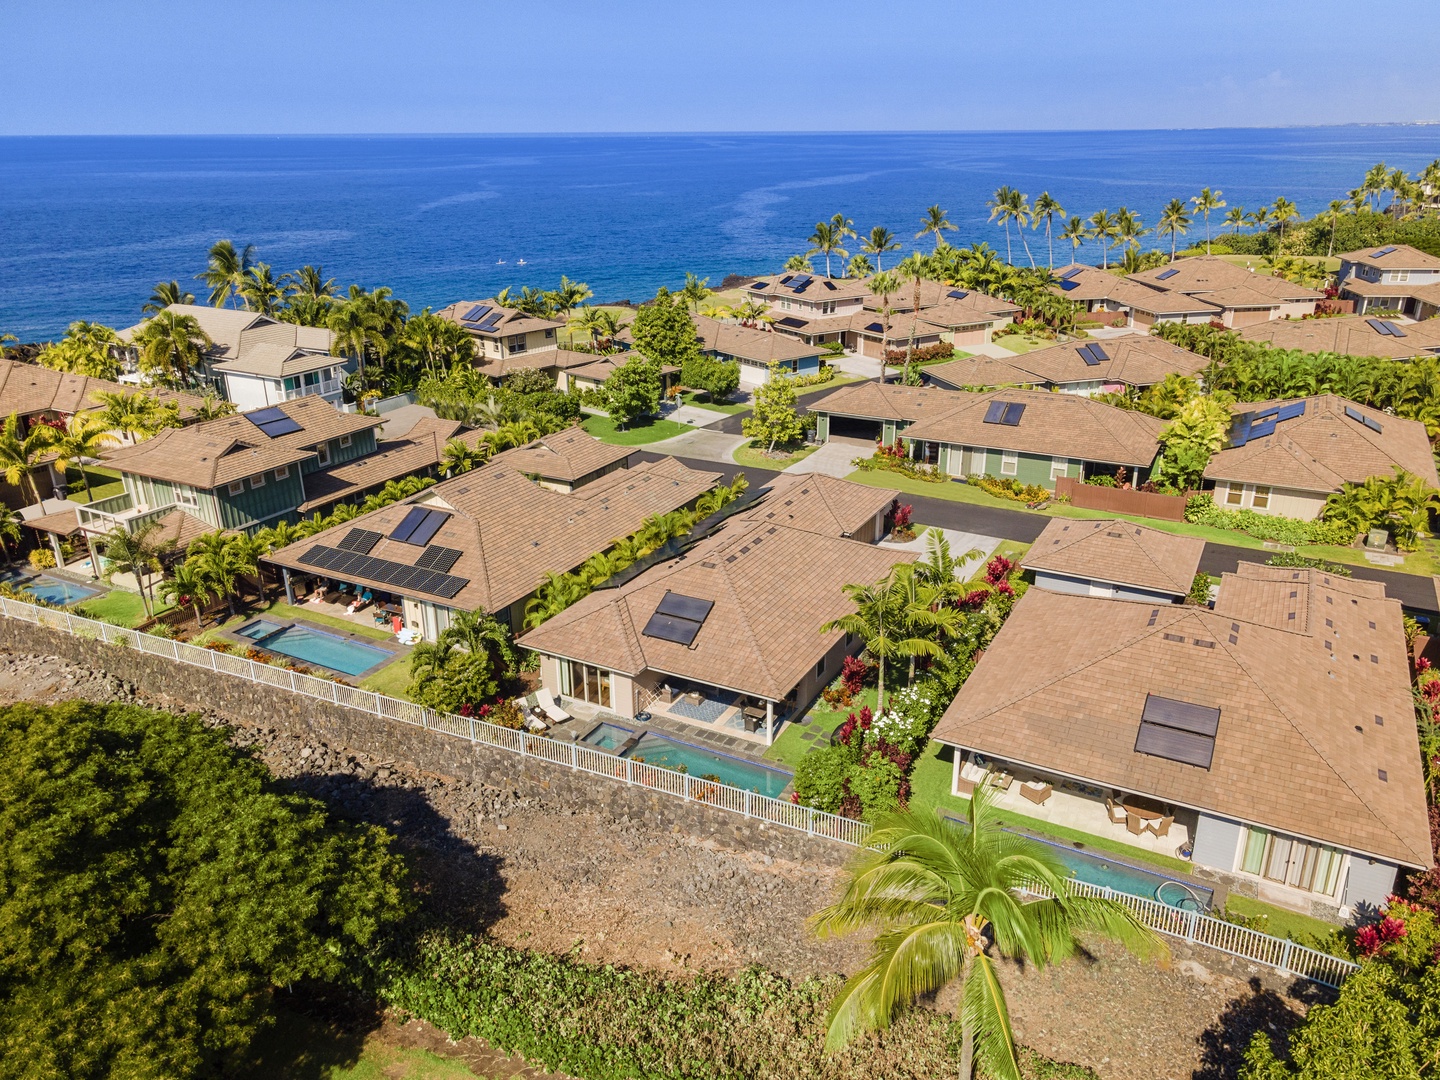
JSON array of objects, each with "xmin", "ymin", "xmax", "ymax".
[{"xmin": 0, "ymin": 650, "xmax": 1316, "ymax": 1079}]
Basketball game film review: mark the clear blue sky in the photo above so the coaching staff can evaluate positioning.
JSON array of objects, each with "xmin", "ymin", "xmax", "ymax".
[{"xmin": 4, "ymin": 0, "xmax": 1439, "ymax": 135}]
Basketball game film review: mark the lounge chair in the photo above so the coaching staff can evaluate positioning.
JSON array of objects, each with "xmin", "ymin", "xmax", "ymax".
[
  {"xmin": 1019, "ymin": 781, "xmax": 1052, "ymax": 806},
  {"xmin": 535, "ymin": 687, "xmax": 573, "ymax": 725},
  {"xmin": 1144, "ymin": 815, "xmax": 1174, "ymax": 839},
  {"xmin": 955, "ymin": 776, "xmax": 976, "ymax": 797},
  {"xmin": 1105, "ymin": 797, "xmax": 1128, "ymax": 825}
]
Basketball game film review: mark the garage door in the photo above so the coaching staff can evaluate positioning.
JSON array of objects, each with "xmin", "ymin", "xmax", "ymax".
[{"xmin": 825, "ymin": 414, "xmax": 884, "ymax": 441}]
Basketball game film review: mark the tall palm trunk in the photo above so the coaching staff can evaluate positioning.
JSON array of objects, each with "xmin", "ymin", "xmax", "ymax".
[
  {"xmin": 959, "ymin": 951, "xmax": 976, "ymax": 1079},
  {"xmin": 1002, "ymin": 221, "xmax": 1012, "ymax": 263},
  {"xmin": 1046, "ymin": 222, "xmax": 1054, "ymax": 268}
]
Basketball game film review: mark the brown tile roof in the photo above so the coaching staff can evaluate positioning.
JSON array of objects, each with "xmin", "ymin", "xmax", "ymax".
[
  {"xmin": 863, "ymin": 279, "xmax": 1020, "ymax": 317},
  {"xmin": 807, "ymin": 381, "xmax": 969, "ymax": 423},
  {"xmin": 488, "ymin": 425, "xmax": 632, "ymax": 484},
  {"xmin": 737, "ymin": 472, "xmax": 898, "ymax": 539},
  {"xmin": 150, "ymin": 509, "xmax": 225, "ymax": 548},
  {"xmin": 848, "ymin": 311, "xmax": 948, "ymax": 340},
  {"xmin": 1022, "ymin": 518, "xmax": 1204, "ymax": 595},
  {"xmin": 266, "ymin": 456, "xmax": 721, "ymax": 612},
  {"xmin": 1128, "ymin": 256, "xmax": 1324, "ymax": 302},
  {"xmin": 932, "ymin": 333, "xmax": 1210, "ymax": 390},
  {"xmin": 922, "ymin": 355, "xmax": 1048, "ymax": 389},
  {"xmin": 1048, "ymin": 264, "xmax": 1131, "ymax": 303},
  {"xmin": 899, "ymin": 388, "xmax": 1165, "ymax": 466},
  {"xmin": 474, "ymin": 347, "xmax": 597, "ymax": 380},
  {"xmin": 1204, "ymin": 394, "xmax": 1440, "ymax": 493},
  {"xmin": 903, "ymin": 299, "xmax": 1008, "ymax": 330},
  {"xmin": 435, "ymin": 300, "xmax": 565, "ymax": 338},
  {"xmin": 562, "ymin": 356, "xmax": 679, "ymax": 383},
  {"xmin": 296, "ymin": 416, "xmax": 464, "ymax": 512},
  {"xmin": 212, "ymin": 344, "xmax": 342, "ymax": 378},
  {"xmin": 23, "ymin": 506, "xmax": 83, "ymax": 535},
  {"xmin": 1190, "ymin": 283, "xmax": 1283, "ymax": 311},
  {"xmin": 1237, "ymin": 315, "xmax": 1440, "ymax": 360},
  {"xmin": 1116, "ymin": 283, "xmax": 1222, "ymax": 316},
  {"xmin": 931, "ymin": 564, "xmax": 1431, "ymax": 867},
  {"xmin": 119, "ymin": 304, "xmax": 335, "ymax": 361},
  {"xmin": 517, "ymin": 519, "xmax": 915, "ymax": 700},
  {"xmin": 691, "ymin": 315, "xmax": 824, "ymax": 363},
  {"xmin": 101, "ymin": 396, "xmax": 380, "ymax": 489},
  {"xmin": 747, "ymin": 273, "xmax": 871, "ymax": 303},
  {"xmin": 1337, "ymin": 278, "xmax": 1440, "ymax": 305},
  {"xmin": 1337, "ymin": 243, "xmax": 1440, "ymax": 271},
  {"xmin": 0, "ymin": 359, "xmax": 204, "ymax": 421}
]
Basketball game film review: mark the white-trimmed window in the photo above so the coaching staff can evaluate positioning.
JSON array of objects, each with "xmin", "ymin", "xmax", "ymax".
[
  {"xmin": 1391, "ymin": 270, "xmax": 1410, "ymax": 283},
  {"xmin": 1251, "ymin": 485, "xmax": 1271, "ymax": 510},
  {"xmin": 338, "ymin": 434, "xmax": 352, "ymax": 448},
  {"xmin": 1000, "ymin": 450, "xmax": 1018, "ymax": 476},
  {"xmin": 228, "ymin": 480, "xmax": 245, "ymax": 496},
  {"xmin": 251, "ymin": 472, "xmax": 265, "ymax": 488},
  {"xmin": 316, "ymin": 444, "xmax": 331, "ymax": 466},
  {"xmin": 274, "ymin": 465, "xmax": 289, "ymax": 480},
  {"xmin": 1225, "ymin": 483, "xmax": 1244, "ymax": 506},
  {"xmin": 175, "ymin": 486, "xmax": 198, "ymax": 509},
  {"xmin": 1050, "ymin": 456, "xmax": 1070, "ymax": 480}
]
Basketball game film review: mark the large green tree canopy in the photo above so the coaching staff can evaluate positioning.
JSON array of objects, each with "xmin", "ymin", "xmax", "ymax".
[
  {"xmin": 0, "ymin": 702, "xmax": 412, "ymax": 1079},
  {"xmin": 629, "ymin": 286, "xmax": 703, "ymax": 368}
]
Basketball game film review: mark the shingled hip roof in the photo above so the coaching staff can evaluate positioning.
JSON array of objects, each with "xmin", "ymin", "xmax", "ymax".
[{"xmin": 1022, "ymin": 518, "xmax": 1205, "ymax": 595}]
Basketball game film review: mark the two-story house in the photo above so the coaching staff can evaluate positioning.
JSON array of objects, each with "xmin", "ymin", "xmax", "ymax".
[
  {"xmin": 1336, "ymin": 243, "xmax": 1440, "ymax": 320},
  {"xmin": 436, "ymin": 300, "xmax": 565, "ymax": 370}
]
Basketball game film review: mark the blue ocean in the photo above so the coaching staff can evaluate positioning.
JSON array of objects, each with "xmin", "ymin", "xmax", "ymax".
[{"xmin": 2, "ymin": 127, "xmax": 1438, "ymax": 340}]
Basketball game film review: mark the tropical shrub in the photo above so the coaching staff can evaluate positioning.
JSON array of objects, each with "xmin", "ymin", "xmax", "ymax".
[
  {"xmin": 1323, "ymin": 468, "xmax": 1440, "ymax": 551},
  {"xmin": 680, "ymin": 354, "xmax": 740, "ymax": 402},
  {"xmin": 1264, "ymin": 552, "xmax": 1353, "ymax": 576},
  {"xmin": 741, "ymin": 365, "xmax": 806, "ymax": 451},
  {"xmin": 1185, "ymin": 573, "xmax": 1212, "ymax": 606},
  {"xmin": 791, "ymin": 367, "xmax": 839, "ymax": 388},
  {"xmin": 969, "ymin": 474, "xmax": 1050, "ymax": 504},
  {"xmin": 27, "ymin": 547, "xmax": 55, "ymax": 570},
  {"xmin": 1185, "ymin": 496, "xmax": 1354, "ymax": 546},
  {"xmin": 851, "ymin": 440, "xmax": 946, "ymax": 483}
]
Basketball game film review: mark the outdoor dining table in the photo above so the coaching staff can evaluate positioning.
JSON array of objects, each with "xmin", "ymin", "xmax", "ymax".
[{"xmin": 1121, "ymin": 795, "xmax": 1167, "ymax": 820}]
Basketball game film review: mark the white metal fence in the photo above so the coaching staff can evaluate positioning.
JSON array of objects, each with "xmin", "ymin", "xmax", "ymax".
[{"xmin": 1, "ymin": 595, "xmax": 1358, "ymax": 988}]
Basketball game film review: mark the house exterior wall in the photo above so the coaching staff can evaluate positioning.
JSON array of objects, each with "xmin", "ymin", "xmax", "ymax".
[
  {"xmin": 223, "ymin": 373, "xmax": 283, "ymax": 411},
  {"xmin": 208, "ymin": 467, "xmax": 307, "ymax": 532},
  {"xmin": 1030, "ymin": 570, "xmax": 1182, "ymax": 604},
  {"xmin": 919, "ymin": 441, "xmax": 1086, "ymax": 492},
  {"xmin": 1214, "ymin": 480, "xmax": 1327, "ymax": 521},
  {"xmin": 1190, "ymin": 813, "xmax": 1245, "ymax": 873},
  {"xmin": 300, "ymin": 430, "xmax": 376, "ymax": 475},
  {"xmin": 1222, "ymin": 307, "xmax": 1275, "ymax": 329},
  {"xmin": 1276, "ymin": 299, "xmax": 1318, "ymax": 319},
  {"xmin": 1343, "ymin": 855, "xmax": 1400, "ymax": 912},
  {"xmin": 475, "ymin": 328, "xmax": 558, "ymax": 359}
]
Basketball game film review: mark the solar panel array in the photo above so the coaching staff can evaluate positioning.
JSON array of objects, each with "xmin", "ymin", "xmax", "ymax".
[
  {"xmin": 777, "ymin": 316, "xmax": 806, "ymax": 328},
  {"xmin": 460, "ymin": 304, "xmax": 489, "ymax": 322},
  {"xmin": 947, "ymin": 289, "xmax": 970, "ymax": 299},
  {"xmin": 1343, "ymin": 404, "xmax": 1384, "ymax": 434},
  {"xmin": 1156, "ymin": 268, "xmax": 1180, "ymax": 280},
  {"xmin": 244, "ymin": 406, "xmax": 304, "ymax": 439},
  {"xmin": 789, "ymin": 274, "xmax": 813, "ymax": 293},
  {"xmin": 1059, "ymin": 267, "xmax": 1083, "ymax": 280},
  {"xmin": 414, "ymin": 545, "xmax": 462, "ymax": 573},
  {"xmin": 1135, "ymin": 693, "xmax": 1220, "ymax": 769},
  {"xmin": 751, "ymin": 281, "xmax": 769, "ymax": 290},
  {"xmin": 641, "ymin": 590, "xmax": 714, "ymax": 646},
  {"xmin": 389, "ymin": 506, "xmax": 451, "ymax": 546},
  {"xmin": 1077, "ymin": 343, "xmax": 1109, "ymax": 366},
  {"xmin": 1228, "ymin": 401, "xmax": 1307, "ymax": 448},
  {"xmin": 982, "ymin": 400, "xmax": 1025, "ymax": 426},
  {"xmin": 1371, "ymin": 246, "xmax": 1397, "ymax": 258},
  {"xmin": 299, "ymin": 545, "xmax": 469, "ymax": 599},
  {"xmin": 1366, "ymin": 318, "xmax": 1407, "ymax": 338},
  {"xmin": 337, "ymin": 528, "xmax": 382, "ymax": 554}
]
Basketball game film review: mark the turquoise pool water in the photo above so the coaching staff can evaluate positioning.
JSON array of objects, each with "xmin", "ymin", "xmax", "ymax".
[
  {"xmin": 582, "ymin": 722, "xmax": 634, "ymax": 751},
  {"xmin": 622, "ymin": 733, "xmax": 792, "ymax": 798},
  {"xmin": 238, "ymin": 619, "xmax": 392, "ymax": 676},
  {"xmin": 1030, "ymin": 834, "xmax": 1213, "ymax": 911},
  {"xmin": 9, "ymin": 573, "xmax": 102, "ymax": 606}
]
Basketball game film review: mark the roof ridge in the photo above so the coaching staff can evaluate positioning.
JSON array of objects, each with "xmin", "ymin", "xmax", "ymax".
[{"xmin": 715, "ymin": 552, "xmax": 786, "ymax": 699}]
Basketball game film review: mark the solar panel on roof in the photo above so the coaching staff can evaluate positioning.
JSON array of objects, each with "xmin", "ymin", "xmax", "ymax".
[
  {"xmin": 257, "ymin": 416, "xmax": 303, "ymax": 437},
  {"xmin": 1156, "ymin": 268, "xmax": 1179, "ymax": 280},
  {"xmin": 778, "ymin": 275, "xmax": 793, "ymax": 285},
  {"xmin": 1060, "ymin": 279, "xmax": 1080, "ymax": 291},
  {"xmin": 777, "ymin": 317, "xmax": 806, "ymax": 328},
  {"xmin": 865, "ymin": 322, "xmax": 884, "ymax": 333},
  {"xmin": 1367, "ymin": 318, "xmax": 1394, "ymax": 336},
  {"xmin": 406, "ymin": 509, "xmax": 450, "ymax": 548},
  {"xmin": 247, "ymin": 406, "xmax": 287, "ymax": 423},
  {"xmin": 1361, "ymin": 414, "xmax": 1383, "ymax": 434},
  {"xmin": 299, "ymin": 544, "xmax": 469, "ymax": 599},
  {"xmin": 389, "ymin": 506, "xmax": 430, "ymax": 543},
  {"xmin": 982, "ymin": 400, "xmax": 1007, "ymax": 425},
  {"xmin": 1078, "ymin": 344, "xmax": 1100, "ymax": 366},
  {"xmin": 337, "ymin": 528, "xmax": 382, "ymax": 554},
  {"xmin": 947, "ymin": 289, "xmax": 970, "ymax": 299},
  {"xmin": 1228, "ymin": 417, "xmax": 1250, "ymax": 449},
  {"xmin": 1275, "ymin": 401, "xmax": 1306, "ymax": 422},
  {"xmin": 822, "ymin": 280, "xmax": 837, "ymax": 290},
  {"xmin": 656, "ymin": 592, "xmax": 714, "ymax": 623},
  {"xmin": 751, "ymin": 281, "xmax": 769, "ymax": 290},
  {"xmin": 1059, "ymin": 267, "xmax": 1083, "ymax": 280},
  {"xmin": 1087, "ymin": 342, "xmax": 1110, "ymax": 361},
  {"xmin": 1380, "ymin": 320, "xmax": 1407, "ymax": 338},
  {"xmin": 415, "ymin": 545, "xmax": 462, "ymax": 573},
  {"xmin": 1371, "ymin": 246, "xmax": 1396, "ymax": 257},
  {"xmin": 1000, "ymin": 402, "xmax": 1025, "ymax": 426},
  {"xmin": 1135, "ymin": 693, "xmax": 1219, "ymax": 769},
  {"xmin": 1247, "ymin": 417, "xmax": 1277, "ymax": 440},
  {"xmin": 460, "ymin": 304, "xmax": 485, "ymax": 322},
  {"xmin": 642, "ymin": 612, "xmax": 702, "ymax": 646},
  {"xmin": 790, "ymin": 274, "xmax": 813, "ymax": 292},
  {"xmin": 1143, "ymin": 695, "xmax": 1220, "ymax": 735}
]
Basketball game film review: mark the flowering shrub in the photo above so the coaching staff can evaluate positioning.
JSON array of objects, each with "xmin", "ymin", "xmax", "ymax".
[
  {"xmin": 1354, "ymin": 915, "xmax": 1408, "ymax": 957},
  {"xmin": 891, "ymin": 501, "xmax": 915, "ymax": 540},
  {"xmin": 970, "ymin": 474, "xmax": 1051, "ymax": 504},
  {"xmin": 1186, "ymin": 496, "xmax": 1353, "ymax": 546},
  {"xmin": 851, "ymin": 441, "xmax": 947, "ymax": 483},
  {"xmin": 840, "ymin": 655, "xmax": 868, "ymax": 696},
  {"xmin": 984, "ymin": 555, "xmax": 1016, "ymax": 584}
]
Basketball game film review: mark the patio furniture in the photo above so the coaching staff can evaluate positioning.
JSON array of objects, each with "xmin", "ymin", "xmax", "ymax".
[
  {"xmin": 1019, "ymin": 781, "xmax": 1052, "ymax": 806},
  {"xmin": 955, "ymin": 775, "xmax": 976, "ymax": 797},
  {"xmin": 743, "ymin": 713, "xmax": 761, "ymax": 733},
  {"xmin": 1105, "ymin": 797, "xmax": 1128, "ymax": 825},
  {"xmin": 988, "ymin": 770, "xmax": 1013, "ymax": 791},
  {"xmin": 683, "ymin": 690, "xmax": 703, "ymax": 706},
  {"xmin": 1125, "ymin": 812, "xmax": 1143, "ymax": 836},
  {"xmin": 535, "ymin": 687, "xmax": 573, "ymax": 725},
  {"xmin": 656, "ymin": 685, "xmax": 677, "ymax": 705},
  {"xmin": 1144, "ymin": 815, "xmax": 1175, "ymax": 839}
]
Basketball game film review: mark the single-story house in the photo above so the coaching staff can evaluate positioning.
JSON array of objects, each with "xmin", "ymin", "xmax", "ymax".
[
  {"xmin": 930, "ymin": 563, "xmax": 1432, "ymax": 918},
  {"xmin": 264, "ymin": 453, "xmax": 721, "ymax": 637},
  {"xmin": 1337, "ymin": 243, "xmax": 1440, "ymax": 318},
  {"xmin": 469, "ymin": 347, "xmax": 598, "ymax": 384},
  {"xmin": 1050, "ymin": 264, "xmax": 1133, "ymax": 312},
  {"xmin": 1235, "ymin": 314, "xmax": 1440, "ymax": 361},
  {"xmin": 554, "ymin": 354, "xmax": 680, "ymax": 397},
  {"xmin": 1127, "ymin": 256, "xmax": 1323, "ymax": 322},
  {"xmin": 734, "ymin": 471, "xmax": 898, "ymax": 544},
  {"xmin": 119, "ymin": 304, "xmax": 347, "ymax": 406},
  {"xmin": 846, "ymin": 311, "xmax": 949, "ymax": 359},
  {"xmin": 807, "ymin": 381, "xmax": 972, "ymax": 445},
  {"xmin": 1203, "ymin": 394, "xmax": 1440, "ymax": 520},
  {"xmin": 436, "ymin": 300, "xmax": 564, "ymax": 362},
  {"xmin": 691, "ymin": 314, "xmax": 826, "ymax": 385},
  {"xmin": 1115, "ymin": 281, "xmax": 1223, "ymax": 329},
  {"xmin": 487, "ymin": 424, "xmax": 632, "ymax": 493},
  {"xmin": 517, "ymin": 511, "xmax": 914, "ymax": 744},
  {"xmin": 1021, "ymin": 517, "xmax": 1204, "ymax": 603},
  {"xmin": 926, "ymin": 333, "xmax": 1210, "ymax": 396}
]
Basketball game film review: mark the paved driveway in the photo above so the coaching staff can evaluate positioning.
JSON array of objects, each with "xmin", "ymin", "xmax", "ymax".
[
  {"xmin": 644, "ymin": 428, "xmax": 747, "ymax": 465},
  {"xmin": 786, "ymin": 436, "xmax": 871, "ymax": 476}
]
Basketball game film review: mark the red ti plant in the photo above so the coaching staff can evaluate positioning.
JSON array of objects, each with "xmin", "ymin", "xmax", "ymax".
[
  {"xmin": 984, "ymin": 554, "xmax": 1016, "ymax": 585},
  {"xmin": 892, "ymin": 503, "xmax": 914, "ymax": 532},
  {"xmin": 839, "ymin": 654, "xmax": 868, "ymax": 696}
]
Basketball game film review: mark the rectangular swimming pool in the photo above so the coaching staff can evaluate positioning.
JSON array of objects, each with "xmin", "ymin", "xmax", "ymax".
[
  {"xmin": 237, "ymin": 619, "xmax": 393, "ymax": 676},
  {"xmin": 1029, "ymin": 833, "xmax": 1214, "ymax": 912},
  {"xmin": 582, "ymin": 722, "xmax": 634, "ymax": 751},
  {"xmin": 622, "ymin": 733, "xmax": 792, "ymax": 799},
  {"xmin": 6, "ymin": 572, "xmax": 102, "ymax": 606}
]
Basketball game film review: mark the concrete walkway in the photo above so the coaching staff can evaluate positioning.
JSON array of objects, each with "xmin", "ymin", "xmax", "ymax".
[{"xmin": 878, "ymin": 526, "xmax": 1001, "ymax": 578}]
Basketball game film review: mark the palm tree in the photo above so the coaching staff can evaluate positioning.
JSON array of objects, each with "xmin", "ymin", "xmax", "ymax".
[
  {"xmin": 1058, "ymin": 216, "xmax": 1091, "ymax": 265},
  {"xmin": 328, "ymin": 293, "xmax": 384, "ymax": 396},
  {"xmin": 845, "ymin": 254, "xmax": 873, "ymax": 279},
  {"xmin": 893, "ymin": 253, "xmax": 929, "ymax": 383},
  {"xmin": 1088, "ymin": 209, "xmax": 1119, "ymax": 269},
  {"xmin": 680, "ymin": 273, "xmax": 711, "ymax": 313},
  {"xmin": 888, "ymin": 563, "xmax": 961, "ymax": 682},
  {"xmin": 1030, "ymin": 193, "xmax": 1065, "ymax": 269},
  {"xmin": 1325, "ymin": 199, "xmax": 1348, "ymax": 258},
  {"xmin": 239, "ymin": 263, "xmax": 285, "ymax": 315},
  {"xmin": 820, "ymin": 566, "xmax": 941, "ymax": 712},
  {"xmin": 861, "ymin": 226, "xmax": 901, "ymax": 271},
  {"xmin": 1248, "ymin": 205, "xmax": 1272, "ymax": 246},
  {"xmin": 133, "ymin": 310, "xmax": 210, "ymax": 387},
  {"xmin": 1157, "ymin": 198, "xmax": 1193, "ymax": 262},
  {"xmin": 1223, "ymin": 206, "xmax": 1247, "ymax": 235},
  {"xmin": 783, "ymin": 254, "xmax": 814, "ymax": 273},
  {"xmin": 198, "ymin": 240, "xmax": 255, "ymax": 308},
  {"xmin": 187, "ymin": 532, "xmax": 259, "ymax": 618},
  {"xmin": 143, "ymin": 280, "xmax": 194, "ymax": 315},
  {"xmin": 808, "ymin": 221, "xmax": 850, "ymax": 278},
  {"xmin": 192, "ymin": 391, "xmax": 234, "ymax": 421},
  {"xmin": 88, "ymin": 390, "xmax": 166, "ymax": 443},
  {"xmin": 1190, "ymin": 188, "xmax": 1225, "ymax": 255},
  {"xmin": 986, "ymin": 187, "xmax": 1019, "ymax": 264},
  {"xmin": 0, "ymin": 412, "xmax": 57, "ymax": 505},
  {"xmin": 916, "ymin": 205, "xmax": 957, "ymax": 251},
  {"xmin": 1271, "ymin": 197, "xmax": 1299, "ymax": 249},
  {"xmin": 1114, "ymin": 207, "xmax": 1148, "ymax": 256},
  {"xmin": 284, "ymin": 265, "xmax": 337, "ymax": 303},
  {"xmin": 441, "ymin": 438, "xmax": 486, "ymax": 476},
  {"xmin": 158, "ymin": 559, "xmax": 214, "ymax": 631},
  {"xmin": 100, "ymin": 521, "xmax": 172, "ymax": 619},
  {"xmin": 915, "ymin": 529, "xmax": 981, "ymax": 602},
  {"xmin": 868, "ymin": 271, "xmax": 898, "ymax": 382},
  {"xmin": 1362, "ymin": 162, "xmax": 1389, "ymax": 211},
  {"xmin": 810, "ymin": 790, "xmax": 1161, "ymax": 1079},
  {"xmin": 49, "ymin": 413, "xmax": 119, "ymax": 501}
]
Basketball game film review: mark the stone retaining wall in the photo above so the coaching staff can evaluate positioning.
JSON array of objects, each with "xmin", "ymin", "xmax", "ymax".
[{"xmin": 0, "ymin": 618, "xmax": 847, "ymax": 867}]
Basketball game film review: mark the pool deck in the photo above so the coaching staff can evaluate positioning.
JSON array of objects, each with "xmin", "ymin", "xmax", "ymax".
[
  {"xmin": 550, "ymin": 698, "xmax": 782, "ymax": 767},
  {"xmin": 221, "ymin": 614, "xmax": 408, "ymax": 682}
]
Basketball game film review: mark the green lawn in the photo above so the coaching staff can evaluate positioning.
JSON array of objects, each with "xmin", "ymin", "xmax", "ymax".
[
  {"xmin": 845, "ymin": 470, "xmax": 1440, "ymax": 577},
  {"xmin": 238, "ymin": 1004, "xmax": 486, "ymax": 1079},
  {"xmin": 582, "ymin": 413, "xmax": 693, "ymax": 445},
  {"xmin": 1222, "ymin": 894, "xmax": 1344, "ymax": 942},
  {"xmin": 219, "ymin": 600, "xmax": 395, "ymax": 641},
  {"xmin": 75, "ymin": 589, "xmax": 171, "ymax": 627},
  {"xmin": 993, "ymin": 334, "xmax": 1061, "ymax": 355},
  {"xmin": 65, "ymin": 465, "xmax": 124, "ymax": 504},
  {"xmin": 359, "ymin": 655, "xmax": 414, "ymax": 698},
  {"xmin": 680, "ymin": 391, "xmax": 748, "ymax": 415},
  {"xmin": 733, "ymin": 441, "xmax": 819, "ymax": 472},
  {"xmin": 766, "ymin": 686, "xmax": 878, "ymax": 769}
]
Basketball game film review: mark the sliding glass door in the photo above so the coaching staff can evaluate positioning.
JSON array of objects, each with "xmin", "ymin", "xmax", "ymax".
[
  {"xmin": 1241, "ymin": 827, "xmax": 1343, "ymax": 896},
  {"xmin": 563, "ymin": 660, "xmax": 611, "ymax": 709}
]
